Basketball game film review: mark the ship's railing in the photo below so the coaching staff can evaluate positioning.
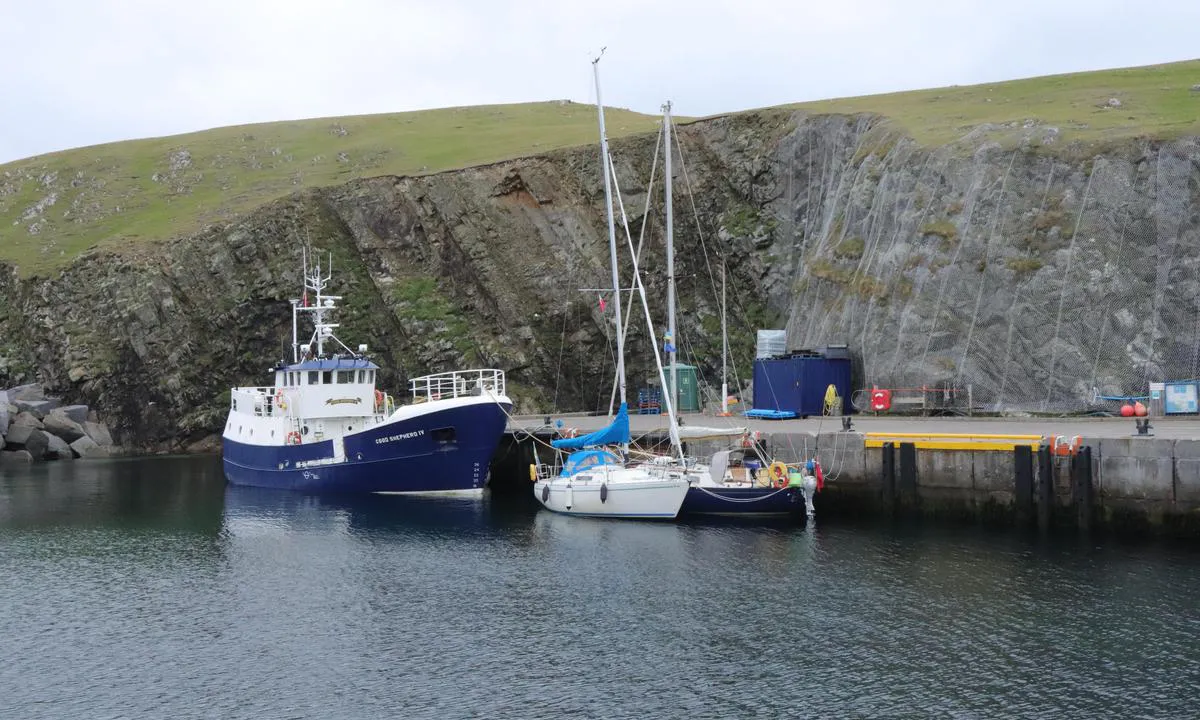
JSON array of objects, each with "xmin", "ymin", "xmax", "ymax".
[
  {"xmin": 409, "ymin": 369, "xmax": 506, "ymax": 403},
  {"xmin": 231, "ymin": 386, "xmax": 290, "ymax": 417},
  {"xmin": 374, "ymin": 390, "xmax": 394, "ymax": 416}
]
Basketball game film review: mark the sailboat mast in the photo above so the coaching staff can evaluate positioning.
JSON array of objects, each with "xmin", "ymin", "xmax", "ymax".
[
  {"xmin": 721, "ymin": 262, "xmax": 729, "ymax": 415},
  {"xmin": 593, "ymin": 53, "xmax": 627, "ymax": 408},
  {"xmin": 663, "ymin": 101, "xmax": 678, "ymax": 417},
  {"xmin": 608, "ymin": 156, "xmax": 684, "ymax": 460}
]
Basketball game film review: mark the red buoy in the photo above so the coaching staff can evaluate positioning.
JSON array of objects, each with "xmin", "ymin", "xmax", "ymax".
[
  {"xmin": 1119, "ymin": 404, "xmax": 1135, "ymax": 417},
  {"xmin": 1134, "ymin": 401, "xmax": 1148, "ymax": 417}
]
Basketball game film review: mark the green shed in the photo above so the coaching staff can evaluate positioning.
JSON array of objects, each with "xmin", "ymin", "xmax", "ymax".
[{"xmin": 663, "ymin": 363, "xmax": 700, "ymax": 412}]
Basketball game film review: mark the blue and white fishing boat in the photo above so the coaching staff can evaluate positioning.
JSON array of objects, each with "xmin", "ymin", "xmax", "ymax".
[{"xmin": 222, "ymin": 253, "xmax": 512, "ymax": 494}]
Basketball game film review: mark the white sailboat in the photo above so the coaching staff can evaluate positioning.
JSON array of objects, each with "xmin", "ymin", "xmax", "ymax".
[{"xmin": 531, "ymin": 53, "xmax": 690, "ymax": 519}]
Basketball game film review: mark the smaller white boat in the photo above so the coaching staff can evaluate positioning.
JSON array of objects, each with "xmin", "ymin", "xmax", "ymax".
[{"xmin": 533, "ymin": 403, "xmax": 690, "ymax": 519}]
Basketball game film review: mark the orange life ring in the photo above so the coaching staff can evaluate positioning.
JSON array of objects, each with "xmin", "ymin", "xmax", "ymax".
[
  {"xmin": 286, "ymin": 431, "xmax": 302, "ymax": 446},
  {"xmin": 767, "ymin": 461, "xmax": 789, "ymax": 488}
]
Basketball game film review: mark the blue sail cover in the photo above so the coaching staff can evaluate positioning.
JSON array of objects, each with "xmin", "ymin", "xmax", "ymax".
[{"xmin": 551, "ymin": 402, "xmax": 631, "ymax": 450}]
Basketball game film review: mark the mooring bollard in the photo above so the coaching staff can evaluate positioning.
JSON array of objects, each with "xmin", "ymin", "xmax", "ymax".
[
  {"xmin": 1133, "ymin": 417, "xmax": 1153, "ymax": 436},
  {"xmin": 841, "ymin": 415, "xmax": 854, "ymax": 432}
]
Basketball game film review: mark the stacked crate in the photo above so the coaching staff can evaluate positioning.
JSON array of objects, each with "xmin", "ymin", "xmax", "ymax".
[{"xmin": 637, "ymin": 388, "xmax": 662, "ymax": 415}]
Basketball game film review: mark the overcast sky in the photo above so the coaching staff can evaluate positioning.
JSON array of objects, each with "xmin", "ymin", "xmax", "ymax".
[{"xmin": 3, "ymin": 0, "xmax": 1198, "ymax": 164}]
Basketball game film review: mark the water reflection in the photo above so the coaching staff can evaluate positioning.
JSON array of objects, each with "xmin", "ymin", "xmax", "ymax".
[
  {"xmin": 222, "ymin": 485, "xmax": 498, "ymax": 541},
  {"xmin": 0, "ymin": 455, "xmax": 225, "ymax": 534},
  {"xmin": 2, "ymin": 457, "xmax": 1199, "ymax": 719}
]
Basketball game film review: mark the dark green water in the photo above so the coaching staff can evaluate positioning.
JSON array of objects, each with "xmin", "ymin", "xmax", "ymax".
[{"xmin": 1, "ymin": 456, "xmax": 1198, "ymax": 719}]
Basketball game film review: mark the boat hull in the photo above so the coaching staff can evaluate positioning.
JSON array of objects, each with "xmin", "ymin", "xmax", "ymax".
[
  {"xmin": 222, "ymin": 401, "xmax": 510, "ymax": 494},
  {"xmin": 679, "ymin": 485, "xmax": 806, "ymax": 518},
  {"xmin": 533, "ymin": 477, "xmax": 689, "ymax": 519}
]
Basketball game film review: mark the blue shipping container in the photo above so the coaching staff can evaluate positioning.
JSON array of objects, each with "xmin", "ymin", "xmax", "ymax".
[{"xmin": 752, "ymin": 355, "xmax": 852, "ymax": 417}]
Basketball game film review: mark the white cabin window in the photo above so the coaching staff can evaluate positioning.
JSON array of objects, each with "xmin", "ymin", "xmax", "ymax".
[
  {"xmin": 357, "ymin": 370, "xmax": 364, "ymax": 383},
  {"xmin": 322, "ymin": 371, "xmax": 332, "ymax": 385},
  {"xmin": 337, "ymin": 370, "xmax": 354, "ymax": 384},
  {"xmin": 308, "ymin": 371, "xmax": 319, "ymax": 385}
]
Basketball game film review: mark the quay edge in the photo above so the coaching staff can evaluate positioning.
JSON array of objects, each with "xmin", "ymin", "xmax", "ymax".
[{"xmin": 491, "ymin": 422, "xmax": 1200, "ymax": 537}]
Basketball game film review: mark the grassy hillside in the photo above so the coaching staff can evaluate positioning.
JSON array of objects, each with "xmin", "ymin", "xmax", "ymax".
[
  {"xmin": 3, "ymin": 58, "xmax": 1200, "ymax": 277},
  {"xmin": 791, "ymin": 58, "xmax": 1200, "ymax": 145},
  {"xmin": 0, "ymin": 102, "xmax": 664, "ymax": 276}
]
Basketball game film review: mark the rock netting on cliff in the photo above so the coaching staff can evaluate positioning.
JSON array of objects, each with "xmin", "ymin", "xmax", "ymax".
[{"xmin": 0, "ymin": 384, "xmax": 117, "ymax": 463}]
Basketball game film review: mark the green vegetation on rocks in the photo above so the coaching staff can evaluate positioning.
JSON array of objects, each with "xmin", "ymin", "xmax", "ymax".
[
  {"xmin": 790, "ymin": 58, "xmax": 1200, "ymax": 145},
  {"xmin": 0, "ymin": 102, "xmax": 665, "ymax": 276}
]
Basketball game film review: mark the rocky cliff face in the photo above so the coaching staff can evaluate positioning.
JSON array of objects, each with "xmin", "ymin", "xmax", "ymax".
[{"xmin": 1, "ymin": 109, "xmax": 1196, "ymax": 451}]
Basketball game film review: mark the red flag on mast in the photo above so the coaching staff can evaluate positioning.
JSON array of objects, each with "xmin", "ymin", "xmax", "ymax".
[{"xmin": 598, "ymin": 294, "xmax": 606, "ymax": 312}]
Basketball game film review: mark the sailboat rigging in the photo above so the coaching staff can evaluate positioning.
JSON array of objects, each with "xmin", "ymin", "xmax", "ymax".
[
  {"xmin": 530, "ymin": 53, "xmax": 691, "ymax": 519},
  {"xmin": 634, "ymin": 102, "xmax": 818, "ymax": 519}
]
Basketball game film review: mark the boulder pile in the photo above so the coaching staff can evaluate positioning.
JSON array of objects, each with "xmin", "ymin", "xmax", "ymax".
[{"xmin": 0, "ymin": 383, "xmax": 117, "ymax": 464}]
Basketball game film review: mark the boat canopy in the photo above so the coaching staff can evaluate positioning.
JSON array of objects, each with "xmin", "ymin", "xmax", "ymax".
[
  {"xmin": 676, "ymin": 425, "xmax": 747, "ymax": 440},
  {"xmin": 551, "ymin": 402, "xmax": 631, "ymax": 450},
  {"xmin": 283, "ymin": 357, "xmax": 379, "ymax": 372},
  {"xmin": 559, "ymin": 449, "xmax": 624, "ymax": 477}
]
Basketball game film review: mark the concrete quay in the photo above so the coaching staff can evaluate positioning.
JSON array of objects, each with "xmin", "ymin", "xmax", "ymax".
[{"xmin": 503, "ymin": 413, "xmax": 1200, "ymax": 535}]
